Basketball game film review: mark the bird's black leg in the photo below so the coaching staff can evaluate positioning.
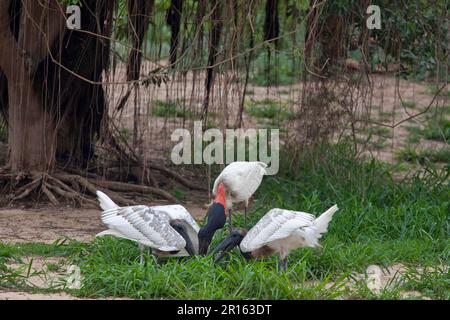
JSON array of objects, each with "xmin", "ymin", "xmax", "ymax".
[
  {"xmin": 278, "ymin": 256, "xmax": 288, "ymax": 272},
  {"xmin": 228, "ymin": 209, "xmax": 232, "ymax": 233}
]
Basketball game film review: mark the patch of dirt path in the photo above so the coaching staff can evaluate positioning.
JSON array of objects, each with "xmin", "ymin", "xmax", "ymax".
[
  {"xmin": 0, "ymin": 203, "xmax": 207, "ymax": 243},
  {"xmin": 0, "ymin": 208, "xmax": 103, "ymax": 243}
]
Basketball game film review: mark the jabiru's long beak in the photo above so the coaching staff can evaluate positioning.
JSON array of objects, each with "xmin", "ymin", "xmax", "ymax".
[
  {"xmin": 212, "ymin": 230, "xmax": 246, "ymax": 262},
  {"xmin": 198, "ymin": 236, "xmax": 210, "ymax": 256},
  {"xmin": 176, "ymin": 225, "xmax": 196, "ymax": 256}
]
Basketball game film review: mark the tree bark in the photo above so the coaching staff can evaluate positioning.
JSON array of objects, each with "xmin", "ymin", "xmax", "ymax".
[
  {"xmin": 7, "ymin": 74, "xmax": 55, "ymax": 171},
  {"xmin": 0, "ymin": 0, "xmax": 64, "ymax": 172}
]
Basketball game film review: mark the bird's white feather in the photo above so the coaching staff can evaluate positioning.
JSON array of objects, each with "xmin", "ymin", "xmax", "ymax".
[
  {"xmin": 240, "ymin": 208, "xmax": 315, "ymax": 252},
  {"xmin": 240, "ymin": 205, "xmax": 338, "ymax": 252},
  {"xmin": 96, "ymin": 191, "xmax": 119, "ymax": 211},
  {"xmin": 96, "ymin": 191, "xmax": 199, "ymax": 254},
  {"xmin": 101, "ymin": 205, "xmax": 184, "ymax": 251},
  {"xmin": 96, "ymin": 229, "xmax": 122, "ymax": 237},
  {"xmin": 212, "ymin": 161, "xmax": 267, "ymax": 207},
  {"xmin": 313, "ymin": 204, "xmax": 338, "ymax": 236},
  {"xmin": 291, "ymin": 204, "xmax": 339, "ymax": 248}
]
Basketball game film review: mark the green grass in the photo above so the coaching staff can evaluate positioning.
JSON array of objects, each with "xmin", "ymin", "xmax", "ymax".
[
  {"xmin": 367, "ymin": 126, "xmax": 391, "ymax": 137},
  {"xmin": 150, "ymin": 100, "xmax": 194, "ymax": 119},
  {"xmin": 356, "ymin": 126, "xmax": 390, "ymax": 150},
  {"xmin": 444, "ymin": 105, "xmax": 450, "ymax": 116},
  {"xmin": 426, "ymin": 85, "xmax": 450, "ymax": 97},
  {"xmin": 401, "ymin": 265, "xmax": 450, "ymax": 299},
  {"xmin": 0, "ymin": 239, "xmax": 83, "ymax": 289},
  {"xmin": 249, "ymin": 52, "xmax": 301, "ymax": 87},
  {"xmin": 170, "ymin": 187, "xmax": 187, "ymax": 201},
  {"xmin": 405, "ymin": 126, "xmax": 422, "ymax": 144},
  {"xmin": 401, "ymin": 101, "xmax": 416, "ymax": 109},
  {"xmin": 1, "ymin": 144, "xmax": 448, "ymax": 299},
  {"xmin": 378, "ymin": 111, "xmax": 396, "ymax": 122},
  {"xmin": 0, "ymin": 239, "xmax": 80, "ymax": 259},
  {"xmin": 396, "ymin": 146, "xmax": 450, "ymax": 164},
  {"xmin": 423, "ymin": 118, "xmax": 450, "ymax": 143},
  {"xmin": 245, "ymin": 99, "xmax": 293, "ymax": 123}
]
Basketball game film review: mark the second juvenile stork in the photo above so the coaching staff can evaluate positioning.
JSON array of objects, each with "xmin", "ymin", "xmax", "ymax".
[
  {"xmin": 213, "ymin": 205, "xmax": 339, "ymax": 271},
  {"xmin": 96, "ymin": 191, "xmax": 199, "ymax": 263},
  {"xmin": 212, "ymin": 161, "xmax": 267, "ymax": 231}
]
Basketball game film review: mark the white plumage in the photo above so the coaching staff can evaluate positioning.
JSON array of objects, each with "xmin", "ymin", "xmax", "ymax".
[
  {"xmin": 151, "ymin": 204, "xmax": 200, "ymax": 233},
  {"xmin": 96, "ymin": 191, "xmax": 199, "ymax": 259},
  {"xmin": 213, "ymin": 161, "xmax": 267, "ymax": 209},
  {"xmin": 240, "ymin": 205, "xmax": 338, "ymax": 270}
]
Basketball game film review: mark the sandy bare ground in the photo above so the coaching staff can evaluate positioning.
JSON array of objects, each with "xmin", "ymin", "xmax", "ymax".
[
  {"xmin": 0, "ymin": 203, "xmax": 207, "ymax": 244},
  {"xmin": 0, "ymin": 208, "xmax": 103, "ymax": 243},
  {"xmin": 0, "ymin": 291, "xmax": 92, "ymax": 300},
  {"xmin": 0, "ymin": 255, "xmax": 131, "ymax": 300}
]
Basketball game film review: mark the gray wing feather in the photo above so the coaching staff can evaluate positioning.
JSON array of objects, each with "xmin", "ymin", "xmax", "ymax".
[
  {"xmin": 151, "ymin": 204, "xmax": 200, "ymax": 232},
  {"xmin": 101, "ymin": 206, "xmax": 185, "ymax": 251},
  {"xmin": 240, "ymin": 208, "xmax": 315, "ymax": 252}
]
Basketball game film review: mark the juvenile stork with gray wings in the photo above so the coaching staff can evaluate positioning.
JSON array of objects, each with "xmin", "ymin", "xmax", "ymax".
[
  {"xmin": 213, "ymin": 205, "xmax": 338, "ymax": 271},
  {"xmin": 96, "ymin": 191, "xmax": 199, "ymax": 263}
]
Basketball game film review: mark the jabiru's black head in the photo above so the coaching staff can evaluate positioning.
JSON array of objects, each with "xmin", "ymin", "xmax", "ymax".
[
  {"xmin": 198, "ymin": 183, "xmax": 227, "ymax": 255},
  {"xmin": 170, "ymin": 220, "xmax": 196, "ymax": 256},
  {"xmin": 212, "ymin": 228, "xmax": 251, "ymax": 262}
]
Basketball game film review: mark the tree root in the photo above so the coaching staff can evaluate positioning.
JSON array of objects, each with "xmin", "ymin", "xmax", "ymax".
[
  {"xmin": 105, "ymin": 123, "xmax": 207, "ymax": 191},
  {"xmin": 148, "ymin": 163, "xmax": 208, "ymax": 191},
  {"xmin": 1, "ymin": 170, "xmax": 180, "ymax": 208},
  {"xmin": 92, "ymin": 179, "xmax": 178, "ymax": 203}
]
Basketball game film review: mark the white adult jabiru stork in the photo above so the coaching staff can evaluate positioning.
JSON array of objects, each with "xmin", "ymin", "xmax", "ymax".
[
  {"xmin": 212, "ymin": 205, "xmax": 338, "ymax": 271},
  {"xmin": 212, "ymin": 161, "xmax": 267, "ymax": 231},
  {"xmin": 96, "ymin": 191, "xmax": 199, "ymax": 263}
]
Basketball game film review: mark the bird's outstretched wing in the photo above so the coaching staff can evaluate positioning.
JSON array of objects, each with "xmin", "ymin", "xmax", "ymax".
[
  {"xmin": 101, "ymin": 205, "xmax": 186, "ymax": 251},
  {"xmin": 240, "ymin": 208, "xmax": 315, "ymax": 252}
]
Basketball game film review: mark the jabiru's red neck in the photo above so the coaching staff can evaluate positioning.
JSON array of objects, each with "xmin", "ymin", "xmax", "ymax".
[{"xmin": 214, "ymin": 182, "xmax": 226, "ymax": 212}]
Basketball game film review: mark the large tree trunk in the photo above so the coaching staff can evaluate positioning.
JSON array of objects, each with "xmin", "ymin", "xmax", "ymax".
[
  {"xmin": 7, "ymin": 74, "xmax": 55, "ymax": 171},
  {"xmin": 0, "ymin": 1, "xmax": 116, "ymax": 171},
  {"xmin": 0, "ymin": 0, "xmax": 64, "ymax": 172},
  {"xmin": 37, "ymin": 0, "xmax": 115, "ymax": 168}
]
